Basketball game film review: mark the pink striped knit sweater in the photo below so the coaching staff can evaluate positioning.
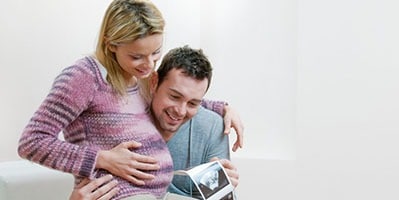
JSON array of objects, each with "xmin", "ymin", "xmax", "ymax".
[
  {"xmin": 18, "ymin": 56, "xmax": 225, "ymax": 199},
  {"xmin": 18, "ymin": 56, "xmax": 227, "ymax": 199}
]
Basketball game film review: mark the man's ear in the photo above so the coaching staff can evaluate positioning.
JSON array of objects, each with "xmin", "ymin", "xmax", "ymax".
[{"xmin": 149, "ymin": 72, "xmax": 159, "ymax": 95}]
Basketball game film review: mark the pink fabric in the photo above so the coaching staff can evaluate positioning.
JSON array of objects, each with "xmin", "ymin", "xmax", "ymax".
[{"xmin": 18, "ymin": 57, "xmax": 173, "ymax": 199}]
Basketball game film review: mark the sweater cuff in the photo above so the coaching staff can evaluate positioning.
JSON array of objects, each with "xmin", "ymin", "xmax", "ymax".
[
  {"xmin": 212, "ymin": 101, "xmax": 226, "ymax": 116},
  {"xmin": 201, "ymin": 99, "xmax": 226, "ymax": 117},
  {"xmin": 79, "ymin": 147, "xmax": 99, "ymax": 178}
]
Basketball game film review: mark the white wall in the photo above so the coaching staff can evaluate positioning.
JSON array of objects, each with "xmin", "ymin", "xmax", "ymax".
[
  {"xmin": 0, "ymin": 0, "xmax": 203, "ymax": 161},
  {"xmin": 0, "ymin": 0, "xmax": 112, "ymax": 161},
  {"xmin": 1, "ymin": 0, "xmax": 292, "ymax": 161},
  {"xmin": 295, "ymin": 0, "xmax": 399, "ymax": 199},
  {"xmin": 1, "ymin": 0, "xmax": 399, "ymax": 199},
  {"xmin": 199, "ymin": 0, "xmax": 297, "ymax": 160}
]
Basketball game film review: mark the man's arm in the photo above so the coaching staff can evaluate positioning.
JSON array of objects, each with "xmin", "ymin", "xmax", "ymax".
[
  {"xmin": 197, "ymin": 108, "xmax": 240, "ymax": 188},
  {"xmin": 201, "ymin": 99, "xmax": 244, "ymax": 152}
]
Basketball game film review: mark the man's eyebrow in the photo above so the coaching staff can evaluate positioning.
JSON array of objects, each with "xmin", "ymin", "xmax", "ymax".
[{"xmin": 169, "ymin": 88, "xmax": 202, "ymax": 103}]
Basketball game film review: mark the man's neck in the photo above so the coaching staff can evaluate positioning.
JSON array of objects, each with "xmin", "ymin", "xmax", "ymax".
[{"xmin": 161, "ymin": 131, "xmax": 175, "ymax": 142}]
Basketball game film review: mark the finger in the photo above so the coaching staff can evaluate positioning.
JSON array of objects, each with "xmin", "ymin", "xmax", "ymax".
[
  {"xmin": 211, "ymin": 157, "xmax": 236, "ymax": 171},
  {"xmin": 98, "ymin": 187, "xmax": 119, "ymax": 200},
  {"xmin": 229, "ymin": 176, "xmax": 239, "ymax": 188},
  {"xmin": 121, "ymin": 168, "xmax": 157, "ymax": 186},
  {"xmin": 131, "ymin": 161, "xmax": 160, "ymax": 171},
  {"xmin": 85, "ymin": 175, "xmax": 114, "ymax": 192},
  {"xmin": 232, "ymin": 124, "xmax": 244, "ymax": 152},
  {"xmin": 215, "ymin": 159, "xmax": 239, "ymax": 187},
  {"xmin": 227, "ymin": 170, "xmax": 239, "ymax": 187},
  {"xmin": 126, "ymin": 156, "xmax": 160, "ymax": 174},
  {"xmin": 93, "ymin": 179, "xmax": 118, "ymax": 200},
  {"xmin": 75, "ymin": 178, "xmax": 91, "ymax": 189},
  {"xmin": 237, "ymin": 123, "xmax": 244, "ymax": 148},
  {"xmin": 232, "ymin": 139, "xmax": 240, "ymax": 152},
  {"xmin": 210, "ymin": 157, "xmax": 218, "ymax": 162},
  {"xmin": 223, "ymin": 115, "xmax": 232, "ymax": 134},
  {"xmin": 122, "ymin": 141, "xmax": 142, "ymax": 149},
  {"xmin": 123, "ymin": 175, "xmax": 146, "ymax": 186},
  {"xmin": 220, "ymin": 159, "xmax": 237, "ymax": 171},
  {"xmin": 232, "ymin": 135, "xmax": 240, "ymax": 152},
  {"xmin": 223, "ymin": 168, "xmax": 239, "ymax": 187},
  {"xmin": 125, "ymin": 168, "xmax": 156, "ymax": 180},
  {"xmin": 133, "ymin": 153, "xmax": 158, "ymax": 165},
  {"xmin": 225, "ymin": 167, "xmax": 239, "ymax": 178}
]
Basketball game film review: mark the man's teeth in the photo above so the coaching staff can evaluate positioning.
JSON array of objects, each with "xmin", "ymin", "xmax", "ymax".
[{"xmin": 167, "ymin": 111, "xmax": 179, "ymax": 121}]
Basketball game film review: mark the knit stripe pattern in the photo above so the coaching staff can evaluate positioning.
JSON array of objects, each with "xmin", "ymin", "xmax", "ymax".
[{"xmin": 18, "ymin": 56, "xmax": 173, "ymax": 199}]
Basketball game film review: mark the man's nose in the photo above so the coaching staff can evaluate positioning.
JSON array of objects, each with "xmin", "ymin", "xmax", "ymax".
[{"xmin": 174, "ymin": 103, "xmax": 187, "ymax": 116}]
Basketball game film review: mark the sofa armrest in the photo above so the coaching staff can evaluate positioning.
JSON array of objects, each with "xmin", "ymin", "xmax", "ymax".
[{"xmin": 0, "ymin": 160, "xmax": 74, "ymax": 200}]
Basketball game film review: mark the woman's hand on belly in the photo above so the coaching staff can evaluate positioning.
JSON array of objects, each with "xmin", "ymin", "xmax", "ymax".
[{"xmin": 96, "ymin": 141, "xmax": 161, "ymax": 185}]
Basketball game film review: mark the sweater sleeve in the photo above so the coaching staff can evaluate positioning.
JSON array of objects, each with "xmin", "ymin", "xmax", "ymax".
[
  {"xmin": 200, "ymin": 98, "xmax": 226, "ymax": 116},
  {"xmin": 17, "ymin": 64, "xmax": 99, "ymax": 178}
]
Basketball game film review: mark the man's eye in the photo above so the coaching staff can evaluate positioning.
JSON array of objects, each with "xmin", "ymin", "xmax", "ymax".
[
  {"xmin": 189, "ymin": 102, "xmax": 199, "ymax": 107},
  {"xmin": 170, "ymin": 95, "xmax": 179, "ymax": 99}
]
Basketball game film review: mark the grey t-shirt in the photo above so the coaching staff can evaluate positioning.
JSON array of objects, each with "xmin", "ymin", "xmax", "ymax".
[{"xmin": 167, "ymin": 106, "xmax": 230, "ymax": 198}]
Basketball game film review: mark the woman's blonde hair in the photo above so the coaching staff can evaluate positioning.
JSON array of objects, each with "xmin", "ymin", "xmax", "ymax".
[{"xmin": 95, "ymin": 0, "xmax": 164, "ymax": 99}]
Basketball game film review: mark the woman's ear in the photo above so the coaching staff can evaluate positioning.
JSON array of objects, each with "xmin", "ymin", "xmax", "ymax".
[
  {"xmin": 104, "ymin": 37, "xmax": 117, "ymax": 53},
  {"xmin": 108, "ymin": 44, "xmax": 117, "ymax": 53},
  {"xmin": 149, "ymin": 72, "xmax": 158, "ymax": 95}
]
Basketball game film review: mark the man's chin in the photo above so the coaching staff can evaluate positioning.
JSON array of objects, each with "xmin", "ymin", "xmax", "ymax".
[
  {"xmin": 160, "ymin": 119, "xmax": 185, "ymax": 133},
  {"xmin": 161, "ymin": 123, "xmax": 180, "ymax": 133},
  {"xmin": 167, "ymin": 125, "xmax": 180, "ymax": 132}
]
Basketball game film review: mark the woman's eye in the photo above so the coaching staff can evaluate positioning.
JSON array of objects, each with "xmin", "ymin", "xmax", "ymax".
[
  {"xmin": 153, "ymin": 50, "xmax": 161, "ymax": 55},
  {"xmin": 130, "ymin": 55, "xmax": 141, "ymax": 60}
]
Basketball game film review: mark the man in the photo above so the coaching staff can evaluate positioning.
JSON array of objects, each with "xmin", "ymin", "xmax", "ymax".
[{"xmin": 70, "ymin": 46, "xmax": 241, "ymax": 200}]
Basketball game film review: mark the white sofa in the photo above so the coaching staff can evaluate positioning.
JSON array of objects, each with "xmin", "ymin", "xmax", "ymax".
[
  {"xmin": 0, "ymin": 158, "xmax": 268, "ymax": 199},
  {"xmin": 0, "ymin": 160, "xmax": 74, "ymax": 200}
]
